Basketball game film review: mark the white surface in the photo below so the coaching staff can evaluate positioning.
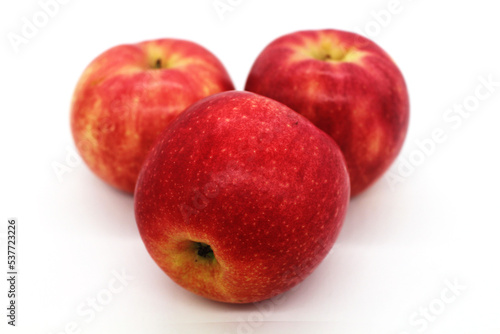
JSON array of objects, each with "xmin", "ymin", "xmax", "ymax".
[{"xmin": 1, "ymin": 0, "xmax": 500, "ymax": 333}]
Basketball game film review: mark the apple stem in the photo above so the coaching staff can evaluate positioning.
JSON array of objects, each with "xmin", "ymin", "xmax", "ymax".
[
  {"xmin": 155, "ymin": 58, "xmax": 162, "ymax": 69},
  {"xmin": 196, "ymin": 242, "xmax": 215, "ymax": 260}
]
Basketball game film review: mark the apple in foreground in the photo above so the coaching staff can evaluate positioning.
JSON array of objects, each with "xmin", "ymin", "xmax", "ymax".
[
  {"xmin": 134, "ymin": 91, "xmax": 350, "ymax": 303},
  {"xmin": 245, "ymin": 29, "xmax": 410, "ymax": 196},
  {"xmin": 71, "ymin": 38, "xmax": 234, "ymax": 193}
]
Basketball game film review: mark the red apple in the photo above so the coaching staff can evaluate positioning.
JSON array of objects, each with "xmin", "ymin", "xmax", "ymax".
[
  {"xmin": 134, "ymin": 91, "xmax": 350, "ymax": 303},
  {"xmin": 245, "ymin": 29, "xmax": 410, "ymax": 196},
  {"xmin": 70, "ymin": 38, "xmax": 234, "ymax": 193}
]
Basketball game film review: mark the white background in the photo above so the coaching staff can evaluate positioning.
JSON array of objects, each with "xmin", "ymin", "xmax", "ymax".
[{"xmin": 1, "ymin": 0, "xmax": 500, "ymax": 333}]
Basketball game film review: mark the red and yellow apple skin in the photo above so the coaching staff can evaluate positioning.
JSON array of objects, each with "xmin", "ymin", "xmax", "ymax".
[
  {"xmin": 134, "ymin": 91, "xmax": 350, "ymax": 303},
  {"xmin": 70, "ymin": 39, "xmax": 234, "ymax": 193},
  {"xmin": 245, "ymin": 29, "xmax": 409, "ymax": 196}
]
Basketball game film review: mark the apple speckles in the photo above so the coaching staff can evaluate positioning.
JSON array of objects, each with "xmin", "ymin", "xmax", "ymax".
[
  {"xmin": 135, "ymin": 91, "xmax": 349, "ymax": 303},
  {"xmin": 246, "ymin": 30, "xmax": 408, "ymax": 197}
]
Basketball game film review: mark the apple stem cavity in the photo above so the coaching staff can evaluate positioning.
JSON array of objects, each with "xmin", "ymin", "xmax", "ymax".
[
  {"xmin": 320, "ymin": 50, "xmax": 345, "ymax": 62},
  {"xmin": 155, "ymin": 58, "xmax": 162, "ymax": 69},
  {"xmin": 195, "ymin": 242, "xmax": 215, "ymax": 261},
  {"xmin": 311, "ymin": 45, "xmax": 350, "ymax": 62}
]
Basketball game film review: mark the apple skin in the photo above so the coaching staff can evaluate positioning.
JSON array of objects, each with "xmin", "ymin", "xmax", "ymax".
[
  {"xmin": 245, "ymin": 29, "xmax": 410, "ymax": 196},
  {"xmin": 134, "ymin": 91, "xmax": 350, "ymax": 303},
  {"xmin": 70, "ymin": 39, "xmax": 234, "ymax": 193}
]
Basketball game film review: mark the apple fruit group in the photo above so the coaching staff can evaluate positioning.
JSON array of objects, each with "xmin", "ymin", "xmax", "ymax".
[
  {"xmin": 134, "ymin": 91, "xmax": 350, "ymax": 303},
  {"xmin": 245, "ymin": 29, "xmax": 410, "ymax": 196},
  {"xmin": 71, "ymin": 38, "xmax": 234, "ymax": 193}
]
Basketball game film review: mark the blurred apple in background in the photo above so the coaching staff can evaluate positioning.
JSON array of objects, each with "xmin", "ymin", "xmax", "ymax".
[
  {"xmin": 134, "ymin": 91, "xmax": 350, "ymax": 303},
  {"xmin": 246, "ymin": 29, "xmax": 409, "ymax": 196},
  {"xmin": 71, "ymin": 38, "xmax": 234, "ymax": 193}
]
